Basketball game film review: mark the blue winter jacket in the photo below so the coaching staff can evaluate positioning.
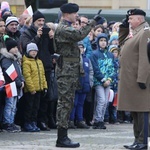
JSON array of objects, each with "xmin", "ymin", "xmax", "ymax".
[
  {"xmin": 83, "ymin": 36, "xmax": 93, "ymax": 59},
  {"xmin": 90, "ymin": 48, "xmax": 115, "ymax": 86},
  {"xmin": 110, "ymin": 58, "xmax": 119, "ymax": 92}
]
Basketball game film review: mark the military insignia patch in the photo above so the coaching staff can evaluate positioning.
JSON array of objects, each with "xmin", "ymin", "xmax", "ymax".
[
  {"xmin": 147, "ymin": 38, "xmax": 150, "ymax": 43},
  {"xmin": 144, "ymin": 26, "xmax": 149, "ymax": 30}
]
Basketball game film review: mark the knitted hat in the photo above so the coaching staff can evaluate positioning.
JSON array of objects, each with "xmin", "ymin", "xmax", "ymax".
[
  {"xmin": 26, "ymin": 43, "xmax": 38, "ymax": 54},
  {"xmin": 108, "ymin": 44, "xmax": 118, "ymax": 51},
  {"xmin": 109, "ymin": 45, "xmax": 119, "ymax": 53},
  {"xmin": 5, "ymin": 16, "xmax": 19, "ymax": 26},
  {"xmin": 5, "ymin": 37, "xmax": 17, "ymax": 51},
  {"xmin": 109, "ymin": 33, "xmax": 118, "ymax": 44},
  {"xmin": 1, "ymin": 8, "xmax": 11, "ymax": 18},
  {"xmin": 33, "ymin": 10, "xmax": 45, "ymax": 22},
  {"xmin": 1, "ymin": 1, "xmax": 10, "ymax": 11},
  {"xmin": 60, "ymin": 3, "xmax": 79, "ymax": 13}
]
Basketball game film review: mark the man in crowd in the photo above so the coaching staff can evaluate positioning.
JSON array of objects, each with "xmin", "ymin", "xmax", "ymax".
[
  {"xmin": 5, "ymin": 16, "xmax": 21, "ymax": 47},
  {"xmin": 20, "ymin": 10, "xmax": 54, "ymax": 131},
  {"xmin": 118, "ymin": 9, "xmax": 150, "ymax": 150}
]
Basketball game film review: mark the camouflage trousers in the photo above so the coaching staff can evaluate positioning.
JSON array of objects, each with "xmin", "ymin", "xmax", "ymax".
[{"xmin": 56, "ymin": 75, "xmax": 79, "ymax": 129}]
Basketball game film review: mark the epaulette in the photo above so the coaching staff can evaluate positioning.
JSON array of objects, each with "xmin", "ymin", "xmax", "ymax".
[
  {"xmin": 144, "ymin": 26, "xmax": 149, "ymax": 31},
  {"xmin": 147, "ymin": 38, "xmax": 150, "ymax": 43}
]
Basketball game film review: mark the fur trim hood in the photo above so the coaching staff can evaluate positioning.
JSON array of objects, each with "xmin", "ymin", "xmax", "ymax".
[{"xmin": 0, "ymin": 47, "xmax": 22, "ymax": 61}]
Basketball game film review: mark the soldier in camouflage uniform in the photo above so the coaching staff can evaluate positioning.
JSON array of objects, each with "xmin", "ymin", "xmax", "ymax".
[{"xmin": 54, "ymin": 3, "xmax": 102, "ymax": 148}]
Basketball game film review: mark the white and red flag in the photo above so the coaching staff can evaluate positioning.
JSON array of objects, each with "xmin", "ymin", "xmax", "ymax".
[
  {"xmin": 5, "ymin": 81, "xmax": 17, "ymax": 98},
  {"xmin": 6, "ymin": 64, "xmax": 18, "ymax": 80},
  {"xmin": 23, "ymin": 5, "xmax": 33, "ymax": 16}
]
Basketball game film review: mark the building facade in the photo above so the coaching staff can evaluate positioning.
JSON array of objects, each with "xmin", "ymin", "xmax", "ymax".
[{"xmin": 69, "ymin": 0, "xmax": 149, "ymax": 9}]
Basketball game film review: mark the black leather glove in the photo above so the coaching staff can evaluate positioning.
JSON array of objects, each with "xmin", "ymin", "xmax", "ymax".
[
  {"xmin": 138, "ymin": 82, "xmax": 146, "ymax": 89},
  {"xmin": 121, "ymin": 15, "xmax": 129, "ymax": 28},
  {"xmin": 93, "ymin": 14, "xmax": 102, "ymax": 23},
  {"xmin": 93, "ymin": 9, "xmax": 102, "ymax": 23},
  {"xmin": 147, "ymin": 41, "xmax": 150, "ymax": 63}
]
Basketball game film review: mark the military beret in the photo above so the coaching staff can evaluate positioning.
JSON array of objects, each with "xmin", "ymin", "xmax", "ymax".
[
  {"xmin": 60, "ymin": 3, "xmax": 79, "ymax": 13},
  {"xmin": 127, "ymin": 9, "xmax": 146, "ymax": 17}
]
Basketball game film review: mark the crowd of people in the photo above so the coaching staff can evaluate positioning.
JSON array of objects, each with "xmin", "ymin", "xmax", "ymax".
[
  {"xmin": 1, "ymin": 1, "xmax": 149, "ymax": 149},
  {"xmin": 0, "ymin": 2, "xmax": 150, "ymax": 149},
  {"xmin": 0, "ymin": 2, "xmax": 132, "ymax": 133}
]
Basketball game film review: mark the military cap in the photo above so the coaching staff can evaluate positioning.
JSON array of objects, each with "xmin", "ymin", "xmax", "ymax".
[
  {"xmin": 127, "ymin": 9, "xmax": 146, "ymax": 17},
  {"xmin": 60, "ymin": 3, "xmax": 79, "ymax": 13}
]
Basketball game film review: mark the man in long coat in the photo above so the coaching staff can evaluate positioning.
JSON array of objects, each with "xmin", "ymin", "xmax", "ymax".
[{"xmin": 118, "ymin": 9, "xmax": 150, "ymax": 150}]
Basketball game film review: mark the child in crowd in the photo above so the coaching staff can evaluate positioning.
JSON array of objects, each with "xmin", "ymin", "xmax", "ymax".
[
  {"xmin": 109, "ymin": 33, "xmax": 119, "ymax": 47},
  {"xmin": 69, "ymin": 41, "xmax": 93, "ymax": 129},
  {"xmin": 0, "ymin": 36, "xmax": 24, "ymax": 132},
  {"xmin": 90, "ymin": 33, "xmax": 115, "ymax": 129},
  {"xmin": 90, "ymin": 24, "xmax": 105, "ymax": 50},
  {"xmin": 108, "ymin": 46, "xmax": 120, "ymax": 124},
  {"xmin": 22, "ymin": 42, "xmax": 47, "ymax": 132}
]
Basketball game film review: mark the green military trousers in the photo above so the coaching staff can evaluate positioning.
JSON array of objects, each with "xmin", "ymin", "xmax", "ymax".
[{"xmin": 131, "ymin": 112, "xmax": 150, "ymax": 144}]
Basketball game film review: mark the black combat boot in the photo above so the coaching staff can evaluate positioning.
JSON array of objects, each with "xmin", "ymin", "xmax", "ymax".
[{"xmin": 56, "ymin": 128, "xmax": 80, "ymax": 148}]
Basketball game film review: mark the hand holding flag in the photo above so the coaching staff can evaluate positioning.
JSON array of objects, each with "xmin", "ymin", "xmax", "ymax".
[{"xmin": 5, "ymin": 81, "xmax": 17, "ymax": 98}]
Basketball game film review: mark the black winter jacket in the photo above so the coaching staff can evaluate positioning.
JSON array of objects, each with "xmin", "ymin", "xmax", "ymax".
[
  {"xmin": 20, "ymin": 24, "xmax": 54, "ymax": 71},
  {"xmin": 0, "ymin": 48, "xmax": 24, "ymax": 91}
]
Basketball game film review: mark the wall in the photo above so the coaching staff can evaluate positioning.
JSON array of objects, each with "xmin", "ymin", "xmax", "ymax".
[
  {"xmin": 68, "ymin": 0, "xmax": 148, "ymax": 9},
  {"xmin": 0, "ymin": 0, "xmax": 25, "ymax": 17}
]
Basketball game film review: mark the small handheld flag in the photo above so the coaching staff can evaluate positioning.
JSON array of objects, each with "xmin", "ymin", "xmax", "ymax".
[{"xmin": 6, "ymin": 64, "xmax": 18, "ymax": 81}]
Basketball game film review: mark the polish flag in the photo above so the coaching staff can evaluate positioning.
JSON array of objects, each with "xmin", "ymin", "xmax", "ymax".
[
  {"xmin": 6, "ymin": 64, "xmax": 18, "ymax": 81},
  {"xmin": 5, "ymin": 82, "xmax": 17, "ymax": 98},
  {"xmin": 23, "ymin": 5, "xmax": 33, "ymax": 16}
]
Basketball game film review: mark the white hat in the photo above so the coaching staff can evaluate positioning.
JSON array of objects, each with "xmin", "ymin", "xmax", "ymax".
[
  {"xmin": 26, "ymin": 43, "xmax": 38, "ymax": 54},
  {"xmin": 5, "ymin": 16, "xmax": 19, "ymax": 26}
]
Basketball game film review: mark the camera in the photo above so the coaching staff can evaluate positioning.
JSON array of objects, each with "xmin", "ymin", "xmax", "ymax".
[{"xmin": 42, "ymin": 27, "xmax": 50, "ymax": 34}]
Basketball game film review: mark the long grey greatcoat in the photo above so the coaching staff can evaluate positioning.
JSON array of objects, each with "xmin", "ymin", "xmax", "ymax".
[{"xmin": 118, "ymin": 22, "xmax": 150, "ymax": 112}]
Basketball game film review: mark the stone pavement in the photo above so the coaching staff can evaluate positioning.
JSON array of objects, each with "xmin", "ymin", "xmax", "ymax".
[{"xmin": 0, "ymin": 123, "xmax": 134, "ymax": 150}]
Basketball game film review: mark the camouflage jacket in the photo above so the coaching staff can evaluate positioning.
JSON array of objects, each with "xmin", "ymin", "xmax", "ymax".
[
  {"xmin": 54, "ymin": 19, "xmax": 96, "ymax": 77},
  {"xmin": 54, "ymin": 19, "xmax": 95, "ymax": 57}
]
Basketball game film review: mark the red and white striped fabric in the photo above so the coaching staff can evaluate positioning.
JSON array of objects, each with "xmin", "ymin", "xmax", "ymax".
[
  {"xmin": 5, "ymin": 81, "xmax": 17, "ymax": 98},
  {"xmin": 6, "ymin": 64, "xmax": 18, "ymax": 81},
  {"xmin": 23, "ymin": 5, "xmax": 33, "ymax": 16},
  {"xmin": 108, "ymin": 89, "xmax": 114, "ymax": 102}
]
